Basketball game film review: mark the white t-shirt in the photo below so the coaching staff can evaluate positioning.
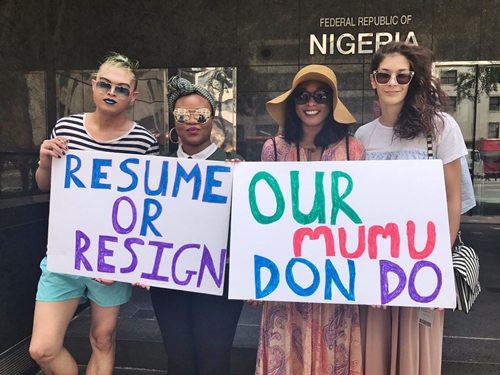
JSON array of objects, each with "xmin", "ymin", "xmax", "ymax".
[
  {"xmin": 355, "ymin": 113, "xmax": 471, "ymax": 212},
  {"xmin": 355, "ymin": 113, "xmax": 467, "ymax": 164}
]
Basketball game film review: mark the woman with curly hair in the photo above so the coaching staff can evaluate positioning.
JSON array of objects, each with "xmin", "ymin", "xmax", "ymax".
[
  {"xmin": 355, "ymin": 41, "xmax": 466, "ymax": 375},
  {"xmin": 256, "ymin": 65, "xmax": 365, "ymax": 375}
]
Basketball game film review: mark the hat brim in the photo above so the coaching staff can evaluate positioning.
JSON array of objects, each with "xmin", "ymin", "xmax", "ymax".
[{"xmin": 266, "ymin": 67, "xmax": 356, "ymax": 130}]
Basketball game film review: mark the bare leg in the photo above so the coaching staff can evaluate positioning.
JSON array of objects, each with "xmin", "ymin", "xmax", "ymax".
[
  {"xmin": 29, "ymin": 299, "xmax": 81, "ymax": 375},
  {"xmin": 86, "ymin": 301, "xmax": 120, "ymax": 375}
]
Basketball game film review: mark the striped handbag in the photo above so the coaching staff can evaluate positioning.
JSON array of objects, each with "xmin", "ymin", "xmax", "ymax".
[
  {"xmin": 427, "ymin": 137, "xmax": 480, "ymax": 313},
  {"xmin": 452, "ymin": 231, "xmax": 481, "ymax": 313}
]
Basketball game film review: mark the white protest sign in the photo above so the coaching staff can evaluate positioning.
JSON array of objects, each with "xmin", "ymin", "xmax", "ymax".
[
  {"xmin": 47, "ymin": 150, "xmax": 233, "ymax": 295},
  {"xmin": 229, "ymin": 160, "xmax": 456, "ymax": 307}
]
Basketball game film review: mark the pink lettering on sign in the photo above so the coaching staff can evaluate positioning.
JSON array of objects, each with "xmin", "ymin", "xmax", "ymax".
[{"xmin": 290, "ymin": 221, "xmax": 436, "ymax": 260}]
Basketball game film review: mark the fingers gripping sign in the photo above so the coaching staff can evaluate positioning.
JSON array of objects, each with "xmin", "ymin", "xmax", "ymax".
[
  {"xmin": 37, "ymin": 137, "xmax": 71, "ymax": 192},
  {"xmin": 39, "ymin": 137, "xmax": 70, "ymax": 168}
]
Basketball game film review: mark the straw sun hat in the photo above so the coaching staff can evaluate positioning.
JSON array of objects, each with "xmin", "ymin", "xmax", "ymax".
[{"xmin": 266, "ymin": 65, "xmax": 356, "ymax": 131}]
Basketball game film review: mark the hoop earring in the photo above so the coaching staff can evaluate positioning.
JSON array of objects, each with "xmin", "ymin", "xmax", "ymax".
[{"xmin": 168, "ymin": 127, "xmax": 180, "ymax": 144}]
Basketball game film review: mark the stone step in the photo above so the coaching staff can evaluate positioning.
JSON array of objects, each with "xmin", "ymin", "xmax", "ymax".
[
  {"xmin": 37, "ymin": 367, "xmax": 168, "ymax": 375},
  {"xmin": 63, "ymin": 288, "xmax": 260, "ymax": 375},
  {"xmin": 79, "ymin": 366, "xmax": 168, "ymax": 375}
]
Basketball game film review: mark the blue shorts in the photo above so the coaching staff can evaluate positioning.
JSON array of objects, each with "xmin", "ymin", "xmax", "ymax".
[{"xmin": 36, "ymin": 257, "xmax": 132, "ymax": 307}]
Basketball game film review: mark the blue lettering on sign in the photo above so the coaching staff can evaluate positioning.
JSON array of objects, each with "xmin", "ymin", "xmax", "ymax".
[
  {"xmin": 254, "ymin": 255, "xmax": 280, "ymax": 299},
  {"xmin": 118, "ymin": 158, "xmax": 139, "ymax": 192},
  {"xmin": 91, "ymin": 159, "xmax": 112, "ymax": 189},
  {"xmin": 65, "ymin": 154, "xmax": 85, "ymax": 188},
  {"xmin": 324, "ymin": 259, "xmax": 356, "ymax": 301},
  {"xmin": 202, "ymin": 165, "xmax": 230, "ymax": 204},
  {"xmin": 254, "ymin": 256, "xmax": 358, "ymax": 301},
  {"xmin": 140, "ymin": 199, "xmax": 163, "ymax": 237},
  {"xmin": 285, "ymin": 258, "xmax": 320, "ymax": 297},
  {"xmin": 173, "ymin": 162, "xmax": 202, "ymax": 200},
  {"xmin": 144, "ymin": 160, "xmax": 169, "ymax": 196}
]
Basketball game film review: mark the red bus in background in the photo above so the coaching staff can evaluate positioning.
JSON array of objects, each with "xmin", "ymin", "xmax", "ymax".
[{"xmin": 481, "ymin": 138, "xmax": 500, "ymax": 179}]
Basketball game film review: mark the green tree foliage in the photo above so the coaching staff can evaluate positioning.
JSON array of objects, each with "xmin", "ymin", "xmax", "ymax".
[{"xmin": 455, "ymin": 66, "xmax": 500, "ymax": 103}]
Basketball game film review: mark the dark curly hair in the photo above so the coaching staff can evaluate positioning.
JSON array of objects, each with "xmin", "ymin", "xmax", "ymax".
[
  {"xmin": 282, "ymin": 89, "xmax": 349, "ymax": 148},
  {"xmin": 371, "ymin": 41, "xmax": 449, "ymax": 140}
]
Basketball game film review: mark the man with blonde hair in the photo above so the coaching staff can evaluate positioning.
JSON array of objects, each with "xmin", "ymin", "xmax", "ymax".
[{"xmin": 29, "ymin": 52, "xmax": 159, "ymax": 375}]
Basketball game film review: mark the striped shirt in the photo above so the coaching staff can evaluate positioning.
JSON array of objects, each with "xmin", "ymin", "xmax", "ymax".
[{"xmin": 51, "ymin": 113, "xmax": 160, "ymax": 155}]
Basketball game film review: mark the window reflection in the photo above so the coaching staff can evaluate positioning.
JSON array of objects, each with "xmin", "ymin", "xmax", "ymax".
[
  {"xmin": 436, "ymin": 62, "xmax": 500, "ymax": 215},
  {"xmin": 0, "ymin": 71, "xmax": 46, "ymax": 199}
]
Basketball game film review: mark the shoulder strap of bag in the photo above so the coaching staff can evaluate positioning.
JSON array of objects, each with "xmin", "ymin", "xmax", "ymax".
[
  {"xmin": 271, "ymin": 137, "xmax": 278, "ymax": 161},
  {"xmin": 346, "ymin": 134, "xmax": 350, "ymax": 161},
  {"xmin": 427, "ymin": 135, "xmax": 434, "ymax": 160}
]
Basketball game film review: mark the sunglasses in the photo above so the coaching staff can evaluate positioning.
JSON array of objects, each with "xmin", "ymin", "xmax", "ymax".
[
  {"xmin": 293, "ymin": 89, "xmax": 331, "ymax": 105},
  {"xmin": 372, "ymin": 70, "xmax": 415, "ymax": 85},
  {"xmin": 96, "ymin": 81, "xmax": 131, "ymax": 97},
  {"xmin": 173, "ymin": 108, "xmax": 212, "ymax": 124}
]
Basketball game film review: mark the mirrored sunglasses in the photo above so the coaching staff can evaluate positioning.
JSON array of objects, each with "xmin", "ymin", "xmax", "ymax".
[
  {"xmin": 372, "ymin": 70, "xmax": 415, "ymax": 85},
  {"xmin": 96, "ymin": 81, "xmax": 131, "ymax": 96},
  {"xmin": 293, "ymin": 89, "xmax": 331, "ymax": 105},
  {"xmin": 173, "ymin": 108, "xmax": 212, "ymax": 124}
]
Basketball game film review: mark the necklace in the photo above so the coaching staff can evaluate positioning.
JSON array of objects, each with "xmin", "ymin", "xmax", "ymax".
[
  {"xmin": 304, "ymin": 147, "xmax": 317, "ymax": 161},
  {"xmin": 296, "ymin": 143, "xmax": 325, "ymax": 162}
]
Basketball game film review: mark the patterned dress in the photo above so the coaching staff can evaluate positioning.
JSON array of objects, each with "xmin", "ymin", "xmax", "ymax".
[{"xmin": 255, "ymin": 136, "xmax": 365, "ymax": 375}]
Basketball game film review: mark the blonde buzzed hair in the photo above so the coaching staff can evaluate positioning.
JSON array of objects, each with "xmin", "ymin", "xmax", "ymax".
[{"xmin": 94, "ymin": 52, "xmax": 140, "ymax": 90}]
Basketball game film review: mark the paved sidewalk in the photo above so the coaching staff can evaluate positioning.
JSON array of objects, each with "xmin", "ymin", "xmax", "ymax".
[{"xmin": 441, "ymin": 220, "xmax": 500, "ymax": 374}]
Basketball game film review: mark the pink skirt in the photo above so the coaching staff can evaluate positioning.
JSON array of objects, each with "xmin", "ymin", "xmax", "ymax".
[{"xmin": 359, "ymin": 306, "xmax": 445, "ymax": 375}]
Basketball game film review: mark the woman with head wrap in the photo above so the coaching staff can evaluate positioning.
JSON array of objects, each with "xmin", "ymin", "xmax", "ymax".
[
  {"xmin": 149, "ymin": 76, "xmax": 243, "ymax": 375},
  {"xmin": 255, "ymin": 65, "xmax": 365, "ymax": 375}
]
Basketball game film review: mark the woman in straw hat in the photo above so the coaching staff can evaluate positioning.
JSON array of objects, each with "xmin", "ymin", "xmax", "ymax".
[
  {"xmin": 355, "ymin": 41, "xmax": 465, "ymax": 375},
  {"xmin": 255, "ymin": 65, "xmax": 365, "ymax": 375}
]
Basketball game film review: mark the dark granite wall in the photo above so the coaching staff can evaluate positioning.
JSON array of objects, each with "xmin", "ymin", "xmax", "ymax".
[
  {"xmin": 0, "ymin": 197, "xmax": 49, "ymax": 354},
  {"xmin": 1, "ymin": 0, "xmax": 498, "ymax": 160},
  {"xmin": 0, "ymin": 0, "xmax": 498, "ymax": 359}
]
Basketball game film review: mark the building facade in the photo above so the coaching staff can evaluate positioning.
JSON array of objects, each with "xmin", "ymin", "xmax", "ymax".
[
  {"xmin": 1, "ymin": 1, "xmax": 500, "ymax": 372},
  {"xmin": 1, "ymin": 0, "xmax": 499, "ymax": 205}
]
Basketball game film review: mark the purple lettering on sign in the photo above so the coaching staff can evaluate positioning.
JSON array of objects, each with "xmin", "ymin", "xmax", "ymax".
[
  {"xmin": 408, "ymin": 260, "xmax": 442, "ymax": 303},
  {"xmin": 172, "ymin": 244, "xmax": 199, "ymax": 286},
  {"xmin": 141, "ymin": 241, "xmax": 173, "ymax": 281},
  {"xmin": 197, "ymin": 245, "xmax": 226, "ymax": 288},
  {"xmin": 75, "ymin": 230, "xmax": 92, "ymax": 271},
  {"xmin": 112, "ymin": 197, "xmax": 137, "ymax": 235},
  {"xmin": 120, "ymin": 238, "xmax": 143, "ymax": 273},
  {"xmin": 380, "ymin": 259, "xmax": 406, "ymax": 305},
  {"xmin": 98, "ymin": 235, "xmax": 117, "ymax": 273}
]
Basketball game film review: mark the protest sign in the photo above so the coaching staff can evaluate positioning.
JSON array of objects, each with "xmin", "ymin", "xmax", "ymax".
[
  {"xmin": 47, "ymin": 150, "xmax": 233, "ymax": 295},
  {"xmin": 229, "ymin": 160, "xmax": 456, "ymax": 307}
]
